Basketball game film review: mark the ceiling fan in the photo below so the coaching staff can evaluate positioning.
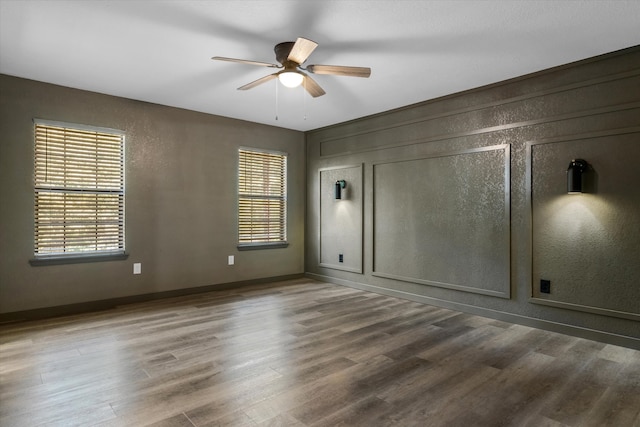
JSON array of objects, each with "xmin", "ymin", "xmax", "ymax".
[{"xmin": 212, "ymin": 37, "xmax": 371, "ymax": 98}]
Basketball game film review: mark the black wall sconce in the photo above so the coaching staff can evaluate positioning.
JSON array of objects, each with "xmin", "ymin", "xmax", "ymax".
[
  {"xmin": 335, "ymin": 180, "xmax": 347, "ymax": 199},
  {"xmin": 567, "ymin": 159, "xmax": 588, "ymax": 194}
]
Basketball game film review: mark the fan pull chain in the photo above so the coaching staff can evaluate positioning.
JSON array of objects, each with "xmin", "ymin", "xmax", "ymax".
[
  {"xmin": 302, "ymin": 79, "xmax": 307, "ymax": 120},
  {"xmin": 275, "ymin": 79, "xmax": 279, "ymax": 121}
]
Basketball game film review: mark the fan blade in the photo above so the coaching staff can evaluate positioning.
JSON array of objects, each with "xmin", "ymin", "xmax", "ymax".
[
  {"xmin": 238, "ymin": 73, "xmax": 278, "ymax": 90},
  {"xmin": 301, "ymin": 73, "xmax": 325, "ymax": 98},
  {"xmin": 287, "ymin": 37, "xmax": 318, "ymax": 64},
  {"xmin": 307, "ymin": 64, "xmax": 371, "ymax": 78},
  {"xmin": 212, "ymin": 56, "xmax": 279, "ymax": 68}
]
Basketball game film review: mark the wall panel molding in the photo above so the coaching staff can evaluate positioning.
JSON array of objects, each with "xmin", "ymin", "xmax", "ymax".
[
  {"xmin": 316, "ymin": 70, "xmax": 640, "ymax": 157},
  {"xmin": 529, "ymin": 297, "xmax": 640, "ymax": 322},
  {"xmin": 526, "ymin": 126, "xmax": 640, "ymax": 321},
  {"xmin": 319, "ymin": 165, "xmax": 364, "ymax": 273},
  {"xmin": 319, "ymin": 102, "xmax": 640, "ymax": 158},
  {"xmin": 372, "ymin": 144, "xmax": 511, "ymax": 298},
  {"xmin": 310, "ymin": 46, "xmax": 640, "ymax": 147}
]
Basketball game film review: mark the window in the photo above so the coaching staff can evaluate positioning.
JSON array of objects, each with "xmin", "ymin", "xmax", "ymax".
[
  {"xmin": 238, "ymin": 148, "xmax": 287, "ymax": 248},
  {"xmin": 33, "ymin": 120, "xmax": 125, "ymax": 261}
]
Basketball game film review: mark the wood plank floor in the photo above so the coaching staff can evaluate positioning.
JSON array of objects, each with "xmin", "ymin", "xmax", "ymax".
[{"xmin": 1, "ymin": 278, "xmax": 639, "ymax": 427}]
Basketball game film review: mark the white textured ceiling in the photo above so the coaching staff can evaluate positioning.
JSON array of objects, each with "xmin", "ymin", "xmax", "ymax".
[{"xmin": 1, "ymin": 0, "xmax": 639, "ymax": 132}]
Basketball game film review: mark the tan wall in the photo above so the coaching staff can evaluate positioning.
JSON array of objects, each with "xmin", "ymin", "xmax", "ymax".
[
  {"xmin": 0, "ymin": 75, "xmax": 305, "ymax": 314},
  {"xmin": 305, "ymin": 46, "xmax": 640, "ymax": 347}
]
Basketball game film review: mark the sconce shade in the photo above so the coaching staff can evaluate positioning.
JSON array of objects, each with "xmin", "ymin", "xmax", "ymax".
[
  {"xmin": 567, "ymin": 159, "xmax": 587, "ymax": 194},
  {"xmin": 335, "ymin": 180, "xmax": 346, "ymax": 199}
]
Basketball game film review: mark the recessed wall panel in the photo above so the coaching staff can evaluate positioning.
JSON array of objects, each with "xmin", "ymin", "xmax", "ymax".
[
  {"xmin": 319, "ymin": 165, "xmax": 363, "ymax": 273},
  {"xmin": 372, "ymin": 146, "xmax": 510, "ymax": 297},
  {"xmin": 530, "ymin": 130, "xmax": 640, "ymax": 319}
]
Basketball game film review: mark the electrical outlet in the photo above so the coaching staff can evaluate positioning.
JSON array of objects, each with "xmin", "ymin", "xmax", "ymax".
[
  {"xmin": 339, "ymin": 254, "xmax": 344, "ymax": 263},
  {"xmin": 133, "ymin": 263, "xmax": 141, "ymax": 275},
  {"xmin": 540, "ymin": 279, "xmax": 551, "ymax": 294},
  {"xmin": 228, "ymin": 255, "xmax": 234, "ymax": 265}
]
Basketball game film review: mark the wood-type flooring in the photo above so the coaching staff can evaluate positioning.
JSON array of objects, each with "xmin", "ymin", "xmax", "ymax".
[{"xmin": 1, "ymin": 278, "xmax": 639, "ymax": 426}]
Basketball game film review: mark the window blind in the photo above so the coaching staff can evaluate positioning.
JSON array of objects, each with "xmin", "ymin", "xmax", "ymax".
[
  {"xmin": 238, "ymin": 148, "xmax": 287, "ymax": 244},
  {"xmin": 34, "ymin": 122, "xmax": 125, "ymax": 257}
]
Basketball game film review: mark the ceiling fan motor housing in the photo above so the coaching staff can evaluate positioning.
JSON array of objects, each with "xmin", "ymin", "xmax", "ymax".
[{"xmin": 275, "ymin": 42, "xmax": 296, "ymax": 65}]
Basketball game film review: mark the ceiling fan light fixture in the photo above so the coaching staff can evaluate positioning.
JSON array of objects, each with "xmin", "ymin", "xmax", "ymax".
[
  {"xmin": 213, "ymin": 37, "xmax": 369, "ymax": 98},
  {"xmin": 278, "ymin": 71, "xmax": 304, "ymax": 88}
]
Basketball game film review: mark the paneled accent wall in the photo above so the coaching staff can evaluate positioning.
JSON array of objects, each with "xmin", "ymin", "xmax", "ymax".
[{"xmin": 305, "ymin": 46, "xmax": 640, "ymax": 348}]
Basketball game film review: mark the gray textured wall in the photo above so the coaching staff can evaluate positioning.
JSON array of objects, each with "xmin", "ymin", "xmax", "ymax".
[
  {"xmin": 531, "ymin": 132, "xmax": 640, "ymax": 317},
  {"xmin": 0, "ymin": 75, "xmax": 305, "ymax": 314},
  {"xmin": 372, "ymin": 146, "xmax": 510, "ymax": 298},
  {"xmin": 305, "ymin": 46, "xmax": 640, "ymax": 346},
  {"xmin": 319, "ymin": 165, "xmax": 363, "ymax": 273}
]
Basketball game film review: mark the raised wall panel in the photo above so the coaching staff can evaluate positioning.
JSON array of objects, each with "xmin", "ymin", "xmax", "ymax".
[
  {"xmin": 372, "ymin": 145, "xmax": 510, "ymax": 298},
  {"xmin": 528, "ymin": 128, "xmax": 640, "ymax": 320},
  {"xmin": 319, "ymin": 165, "xmax": 364, "ymax": 273}
]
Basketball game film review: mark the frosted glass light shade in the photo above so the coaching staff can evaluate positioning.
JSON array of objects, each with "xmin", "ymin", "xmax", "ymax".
[{"xmin": 279, "ymin": 71, "xmax": 304, "ymax": 88}]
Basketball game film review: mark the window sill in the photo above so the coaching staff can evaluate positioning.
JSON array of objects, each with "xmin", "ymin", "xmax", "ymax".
[
  {"xmin": 29, "ymin": 252, "xmax": 129, "ymax": 266},
  {"xmin": 237, "ymin": 242, "xmax": 289, "ymax": 251}
]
